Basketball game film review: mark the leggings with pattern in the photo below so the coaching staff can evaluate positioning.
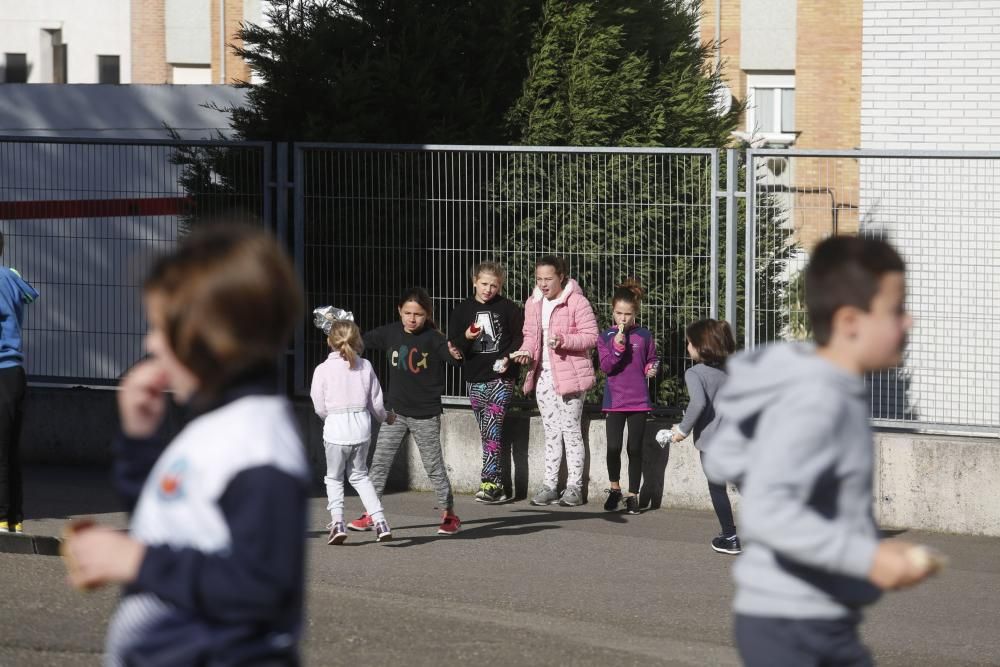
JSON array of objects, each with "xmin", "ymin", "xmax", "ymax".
[
  {"xmin": 535, "ymin": 368, "xmax": 586, "ymax": 492},
  {"xmin": 468, "ymin": 378, "xmax": 514, "ymax": 486}
]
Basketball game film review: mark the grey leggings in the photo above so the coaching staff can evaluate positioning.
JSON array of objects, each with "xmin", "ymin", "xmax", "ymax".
[{"xmin": 367, "ymin": 414, "xmax": 454, "ymax": 510}]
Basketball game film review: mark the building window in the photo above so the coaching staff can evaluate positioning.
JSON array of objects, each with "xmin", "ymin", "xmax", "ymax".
[
  {"xmin": 746, "ymin": 73, "xmax": 796, "ymax": 145},
  {"xmin": 171, "ymin": 65, "xmax": 212, "ymax": 85},
  {"xmin": 98, "ymin": 55, "xmax": 120, "ymax": 84},
  {"xmin": 3, "ymin": 53, "xmax": 29, "ymax": 83}
]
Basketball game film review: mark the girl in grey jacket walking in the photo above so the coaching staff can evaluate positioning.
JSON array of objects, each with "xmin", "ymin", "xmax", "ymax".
[{"xmin": 666, "ymin": 319, "xmax": 740, "ymax": 554}]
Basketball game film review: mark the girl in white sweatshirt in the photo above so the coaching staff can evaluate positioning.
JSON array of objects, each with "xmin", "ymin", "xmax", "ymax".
[{"xmin": 310, "ymin": 318, "xmax": 395, "ymax": 544}]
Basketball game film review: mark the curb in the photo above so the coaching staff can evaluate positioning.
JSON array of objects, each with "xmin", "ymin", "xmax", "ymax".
[{"xmin": 0, "ymin": 532, "xmax": 62, "ymax": 557}]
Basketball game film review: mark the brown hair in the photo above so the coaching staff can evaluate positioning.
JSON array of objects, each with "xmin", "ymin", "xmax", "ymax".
[
  {"xmin": 144, "ymin": 224, "xmax": 302, "ymax": 396},
  {"xmin": 686, "ymin": 318, "xmax": 737, "ymax": 367},
  {"xmin": 397, "ymin": 286, "xmax": 437, "ymax": 330},
  {"xmin": 535, "ymin": 255, "xmax": 568, "ymax": 285},
  {"xmin": 327, "ymin": 320, "xmax": 363, "ymax": 366},
  {"xmin": 805, "ymin": 235, "xmax": 905, "ymax": 346},
  {"xmin": 471, "ymin": 261, "xmax": 506, "ymax": 285},
  {"xmin": 611, "ymin": 278, "xmax": 643, "ymax": 308}
]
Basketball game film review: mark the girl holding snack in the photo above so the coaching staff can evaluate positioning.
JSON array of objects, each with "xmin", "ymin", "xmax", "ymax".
[
  {"xmin": 448, "ymin": 262, "xmax": 524, "ymax": 504},
  {"xmin": 597, "ymin": 279, "xmax": 658, "ymax": 515}
]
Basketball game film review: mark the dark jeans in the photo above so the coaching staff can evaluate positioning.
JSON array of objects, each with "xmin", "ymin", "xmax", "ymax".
[
  {"xmin": 734, "ymin": 614, "xmax": 873, "ymax": 667},
  {"xmin": 606, "ymin": 412, "xmax": 646, "ymax": 494},
  {"xmin": 0, "ymin": 365, "xmax": 26, "ymax": 525},
  {"xmin": 699, "ymin": 450, "xmax": 737, "ymax": 536}
]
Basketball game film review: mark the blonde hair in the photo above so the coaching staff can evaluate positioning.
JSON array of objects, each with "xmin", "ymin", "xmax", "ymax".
[
  {"xmin": 471, "ymin": 261, "xmax": 506, "ymax": 285},
  {"xmin": 327, "ymin": 320, "xmax": 364, "ymax": 366}
]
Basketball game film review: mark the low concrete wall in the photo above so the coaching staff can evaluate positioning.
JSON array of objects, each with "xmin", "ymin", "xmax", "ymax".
[{"xmin": 21, "ymin": 387, "xmax": 1000, "ymax": 536}]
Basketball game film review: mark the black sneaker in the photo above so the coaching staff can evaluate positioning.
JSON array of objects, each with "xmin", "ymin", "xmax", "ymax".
[
  {"xmin": 711, "ymin": 534, "xmax": 742, "ymax": 555},
  {"xmin": 624, "ymin": 495, "xmax": 640, "ymax": 515},
  {"xmin": 603, "ymin": 488, "xmax": 623, "ymax": 511}
]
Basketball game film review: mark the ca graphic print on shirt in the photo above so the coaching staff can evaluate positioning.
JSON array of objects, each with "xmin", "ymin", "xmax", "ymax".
[
  {"xmin": 470, "ymin": 311, "xmax": 501, "ymax": 354},
  {"xmin": 390, "ymin": 344, "xmax": 430, "ymax": 373}
]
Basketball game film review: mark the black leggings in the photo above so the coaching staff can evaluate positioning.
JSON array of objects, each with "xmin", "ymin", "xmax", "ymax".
[
  {"xmin": 606, "ymin": 412, "xmax": 646, "ymax": 494},
  {"xmin": 700, "ymin": 451, "xmax": 736, "ymax": 536}
]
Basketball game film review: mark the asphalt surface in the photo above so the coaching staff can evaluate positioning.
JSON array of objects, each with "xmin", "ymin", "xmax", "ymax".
[{"xmin": 1, "ymin": 466, "xmax": 999, "ymax": 666}]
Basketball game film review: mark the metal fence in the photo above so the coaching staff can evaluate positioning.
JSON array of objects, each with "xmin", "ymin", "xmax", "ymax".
[
  {"xmin": 293, "ymin": 144, "xmax": 720, "ymax": 407},
  {"xmin": 746, "ymin": 148, "xmax": 1000, "ymax": 435},
  {"xmin": 2, "ymin": 136, "xmax": 998, "ymax": 435},
  {"xmin": 0, "ymin": 136, "xmax": 271, "ymax": 384}
]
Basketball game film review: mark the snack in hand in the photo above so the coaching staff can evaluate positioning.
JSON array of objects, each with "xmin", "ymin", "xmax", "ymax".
[{"xmin": 906, "ymin": 544, "xmax": 948, "ymax": 575}]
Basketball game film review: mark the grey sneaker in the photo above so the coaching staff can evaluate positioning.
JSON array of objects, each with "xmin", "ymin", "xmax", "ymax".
[
  {"xmin": 559, "ymin": 487, "xmax": 584, "ymax": 507},
  {"xmin": 530, "ymin": 486, "xmax": 560, "ymax": 506}
]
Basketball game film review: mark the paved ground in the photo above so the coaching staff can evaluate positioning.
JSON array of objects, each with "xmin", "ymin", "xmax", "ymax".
[{"xmin": 1, "ymin": 466, "xmax": 999, "ymax": 666}]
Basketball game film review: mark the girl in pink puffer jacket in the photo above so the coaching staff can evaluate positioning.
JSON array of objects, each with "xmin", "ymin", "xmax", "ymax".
[{"xmin": 513, "ymin": 255, "xmax": 598, "ymax": 507}]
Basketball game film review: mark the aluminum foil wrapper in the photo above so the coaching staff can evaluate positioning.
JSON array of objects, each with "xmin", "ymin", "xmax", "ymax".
[
  {"xmin": 655, "ymin": 429, "xmax": 673, "ymax": 448},
  {"xmin": 313, "ymin": 305, "xmax": 355, "ymax": 335}
]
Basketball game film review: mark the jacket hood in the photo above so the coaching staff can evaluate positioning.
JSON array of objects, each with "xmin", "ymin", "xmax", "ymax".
[
  {"xmin": 720, "ymin": 342, "xmax": 867, "ymax": 423},
  {"xmin": 530, "ymin": 278, "xmax": 579, "ymax": 305}
]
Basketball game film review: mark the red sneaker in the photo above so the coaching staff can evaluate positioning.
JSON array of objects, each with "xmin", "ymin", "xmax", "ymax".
[
  {"xmin": 437, "ymin": 512, "xmax": 461, "ymax": 535},
  {"xmin": 347, "ymin": 513, "xmax": 373, "ymax": 531}
]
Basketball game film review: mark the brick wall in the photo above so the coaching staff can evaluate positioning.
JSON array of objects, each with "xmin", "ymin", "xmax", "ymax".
[
  {"xmin": 792, "ymin": 0, "xmax": 862, "ymax": 248},
  {"xmin": 210, "ymin": 0, "xmax": 251, "ymax": 84},
  {"xmin": 700, "ymin": 0, "xmax": 746, "ymax": 113},
  {"xmin": 131, "ymin": 0, "xmax": 169, "ymax": 83}
]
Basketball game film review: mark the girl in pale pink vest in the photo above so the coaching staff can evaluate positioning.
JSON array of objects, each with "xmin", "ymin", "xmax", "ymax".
[{"xmin": 513, "ymin": 255, "xmax": 598, "ymax": 506}]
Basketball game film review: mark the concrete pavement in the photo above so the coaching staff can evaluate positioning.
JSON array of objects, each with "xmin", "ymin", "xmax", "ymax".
[{"xmin": 1, "ymin": 466, "xmax": 999, "ymax": 666}]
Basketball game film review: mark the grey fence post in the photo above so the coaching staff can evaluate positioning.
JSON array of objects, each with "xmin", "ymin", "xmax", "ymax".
[
  {"xmin": 744, "ymin": 148, "xmax": 756, "ymax": 350},
  {"xmin": 725, "ymin": 148, "xmax": 739, "ymax": 340},
  {"xmin": 292, "ymin": 144, "xmax": 306, "ymax": 393},
  {"xmin": 710, "ymin": 149, "xmax": 719, "ymax": 319}
]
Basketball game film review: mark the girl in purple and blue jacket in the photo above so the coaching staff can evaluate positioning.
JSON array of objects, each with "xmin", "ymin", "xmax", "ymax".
[{"xmin": 597, "ymin": 279, "xmax": 658, "ymax": 515}]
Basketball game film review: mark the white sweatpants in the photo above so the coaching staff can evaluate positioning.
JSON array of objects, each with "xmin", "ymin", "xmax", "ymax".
[{"xmin": 324, "ymin": 441, "xmax": 385, "ymax": 523}]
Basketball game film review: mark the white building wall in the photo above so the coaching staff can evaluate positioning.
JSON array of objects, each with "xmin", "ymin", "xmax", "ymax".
[
  {"xmin": 861, "ymin": 0, "xmax": 1000, "ymax": 429},
  {"xmin": 0, "ymin": 0, "xmax": 131, "ymax": 84}
]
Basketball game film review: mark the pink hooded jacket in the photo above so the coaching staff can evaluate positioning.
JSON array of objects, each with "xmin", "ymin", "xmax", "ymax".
[{"xmin": 520, "ymin": 278, "xmax": 599, "ymax": 396}]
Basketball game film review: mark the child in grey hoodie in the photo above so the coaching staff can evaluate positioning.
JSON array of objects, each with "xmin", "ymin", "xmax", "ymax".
[{"xmin": 703, "ymin": 236, "xmax": 936, "ymax": 666}]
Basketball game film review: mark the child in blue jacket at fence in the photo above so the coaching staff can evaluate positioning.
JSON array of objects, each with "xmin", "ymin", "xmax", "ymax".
[
  {"xmin": 63, "ymin": 225, "xmax": 309, "ymax": 666},
  {"xmin": 703, "ymin": 236, "xmax": 937, "ymax": 667},
  {"xmin": 0, "ymin": 231, "xmax": 39, "ymax": 535},
  {"xmin": 597, "ymin": 279, "xmax": 657, "ymax": 515},
  {"xmin": 663, "ymin": 318, "xmax": 740, "ymax": 554},
  {"xmin": 348, "ymin": 287, "xmax": 464, "ymax": 536}
]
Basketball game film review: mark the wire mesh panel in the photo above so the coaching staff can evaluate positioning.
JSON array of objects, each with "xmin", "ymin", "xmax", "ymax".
[
  {"xmin": 0, "ymin": 137, "xmax": 270, "ymax": 384},
  {"xmin": 295, "ymin": 144, "xmax": 719, "ymax": 406},
  {"xmin": 748, "ymin": 149, "xmax": 1000, "ymax": 433}
]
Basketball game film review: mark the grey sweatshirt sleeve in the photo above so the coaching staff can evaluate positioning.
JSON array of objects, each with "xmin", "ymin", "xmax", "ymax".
[
  {"xmin": 738, "ymin": 390, "xmax": 879, "ymax": 580},
  {"xmin": 676, "ymin": 367, "xmax": 706, "ymax": 436}
]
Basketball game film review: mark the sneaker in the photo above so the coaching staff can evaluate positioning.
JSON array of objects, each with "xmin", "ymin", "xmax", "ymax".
[
  {"xmin": 711, "ymin": 534, "xmax": 742, "ymax": 555},
  {"xmin": 13, "ymin": 522, "xmax": 23, "ymax": 533},
  {"xmin": 375, "ymin": 520, "xmax": 393, "ymax": 542},
  {"xmin": 347, "ymin": 513, "xmax": 373, "ymax": 531},
  {"xmin": 437, "ymin": 512, "xmax": 461, "ymax": 535},
  {"xmin": 327, "ymin": 521, "xmax": 347, "ymax": 545},
  {"xmin": 530, "ymin": 486, "xmax": 560, "ymax": 506},
  {"xmin": 559, "ymin": 487, "xmax": 584, "ymax": 507},
  {"xmin": 603, "ymin": 488, "xmax": 623, "ymax": 511},
  {"xmin": 0, "ymin": 521, "xmax": 7, "ymax": 533},
  {"xmin": 476, "ymin": 482, "xmax": 508, "ymax": 504},
  {"xmin": 624, "ymin": 495, "xmax": 640, "ymax": 515}
]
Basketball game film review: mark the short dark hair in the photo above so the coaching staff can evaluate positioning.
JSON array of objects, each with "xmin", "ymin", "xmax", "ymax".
[
  {"xmin": 805, "ymin": 235, "xmax": 905, "ymax": 346},
  {"xmin": 144, "ymin": 224, "xmax": 302, "ymax": 396},
  {"xmin": 686, "ymin": 319, "xmax": 736, "ymax": 366}
]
